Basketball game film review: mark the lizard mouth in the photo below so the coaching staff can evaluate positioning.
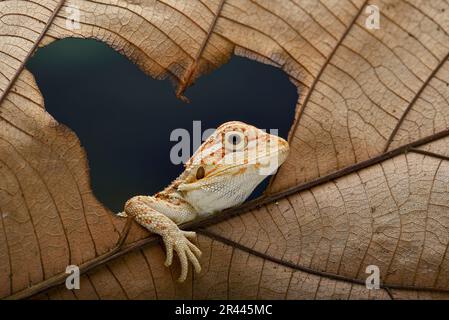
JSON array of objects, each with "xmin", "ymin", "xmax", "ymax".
[{"xmin": 252, "ymin": 143, "xmax": 289, "ymax": 165}]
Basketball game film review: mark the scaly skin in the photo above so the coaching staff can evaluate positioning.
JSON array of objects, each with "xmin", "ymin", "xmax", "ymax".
[{"xmin": 118, "ymin": 121, "xmax": 289, "ymax": 282}]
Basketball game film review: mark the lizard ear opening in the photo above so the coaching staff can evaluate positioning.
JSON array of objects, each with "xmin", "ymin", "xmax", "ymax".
[{"xmin": 196, "ymin": 166, "xmax": 205, "ymax": 180}]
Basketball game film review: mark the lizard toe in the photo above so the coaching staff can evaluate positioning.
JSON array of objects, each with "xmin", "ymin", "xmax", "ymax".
[
  {"xmin": 186, "ymin": 249, "xmax": 201, "ymax": 274},
  {"xmin": 182, "ymin": 230, "xmax": 197, "ymax": 240},
  {"xmin": 163, "ymin": 240, "xmax": 174, "ymax": 267},
  {"xmin": 176, "ymin": 248, "xmax": 189, "ymax": 282},
  {"xmin": 187, "ymin": 241, "xmax": 202, "ymax": 258}
]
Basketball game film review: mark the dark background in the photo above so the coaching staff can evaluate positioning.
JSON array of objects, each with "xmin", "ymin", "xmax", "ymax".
[{"xmin": 27, "ymin": 38, "xmax": 297, "ymax": 212}]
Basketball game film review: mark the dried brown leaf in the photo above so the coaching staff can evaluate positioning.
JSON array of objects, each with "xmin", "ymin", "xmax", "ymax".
[{"xmin": 1, "ymin": 0, "xmax": 449, "ymax": 300}]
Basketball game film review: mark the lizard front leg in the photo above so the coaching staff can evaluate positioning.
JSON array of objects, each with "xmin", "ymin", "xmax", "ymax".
[{"xmin": 124, "ymin": 196, "xmax": 202, "ymax": 282}]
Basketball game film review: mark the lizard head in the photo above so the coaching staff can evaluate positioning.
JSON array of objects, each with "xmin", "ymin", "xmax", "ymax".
[{"xmin": 176, "ymin": 121, "xmax": 289, "ymax": 215}]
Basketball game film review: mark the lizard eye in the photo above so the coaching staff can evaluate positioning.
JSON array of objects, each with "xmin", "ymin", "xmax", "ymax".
[
  {"xmin": 196, "ymin": 166, "xmax": 205, "ymax": 180},
  {"xmin": 224, "ymin": 131, "xmax": 246, "ymax": 152}
]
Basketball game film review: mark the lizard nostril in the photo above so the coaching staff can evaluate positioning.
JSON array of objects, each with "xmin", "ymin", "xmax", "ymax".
[{"xmin": 196, "ymin": 166, "xmax": 205, "ymax": 180}]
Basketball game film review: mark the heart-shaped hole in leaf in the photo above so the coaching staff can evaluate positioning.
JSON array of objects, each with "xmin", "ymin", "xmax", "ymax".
[{"xmin": 27, "ymin": 38, "xmax": 297, "ymax": 212}]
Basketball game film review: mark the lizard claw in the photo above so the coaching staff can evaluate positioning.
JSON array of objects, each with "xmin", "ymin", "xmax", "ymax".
[{"xmin": 161, "ymin": 229, "xmax": 202, "ymax": 282}]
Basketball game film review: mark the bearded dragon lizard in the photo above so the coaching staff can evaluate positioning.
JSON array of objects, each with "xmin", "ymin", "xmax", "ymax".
[{"xmin": 118, "ymin": 121, "xmax": 289, "ymax": 282}]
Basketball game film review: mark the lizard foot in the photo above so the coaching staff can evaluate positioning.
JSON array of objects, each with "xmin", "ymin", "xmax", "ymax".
[{"xmin": 161, "ymin": 228, "xmax": 202, "ymax": 282}]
